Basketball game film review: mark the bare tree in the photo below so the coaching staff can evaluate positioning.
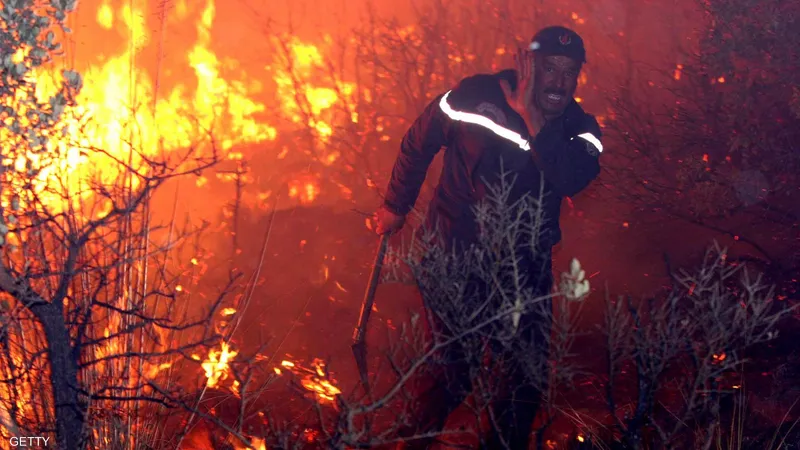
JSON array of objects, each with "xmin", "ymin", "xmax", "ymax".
[
  {"xmin": 568, "ymin": 243, "xmax": 795, "ymax": 449},
  {"xmin": 602, "ymin": 0, "xmax": 800, "ymax": 289},
  {"xmin": 0, "ymin": 2, "xmax": 259, "ymax": 449}
]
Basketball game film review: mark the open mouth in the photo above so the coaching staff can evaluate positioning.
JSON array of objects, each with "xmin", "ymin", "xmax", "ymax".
[{"xmin": 546, "ymin": 93, "xmax": 564, "ymax": 102}]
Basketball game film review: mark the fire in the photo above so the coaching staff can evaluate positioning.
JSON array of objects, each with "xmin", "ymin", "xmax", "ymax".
[
  {"xmin": 96, "ymin": 3, "xmax": 113, "ymax": 29},
  {"xmin": 0, "ymin": 0, "xmax": 363, "ymax": 446},
  {"xmin": 6, "ymin": 0, "xmax": 280, "ymax": 215},
  {"xmin": 202, "ymin": 341, "xmax": 238, "ymax": 388},
  {"xmin": 145, "ymin": 362, "xmax": 173, "ymax": 379},
  {"xmin": 288, "ymin": 178, "xmax": 320, "ymax": 204},
  {"xmin": 236, "ymin": 437, "xmax": 267, "ymax": 450},
  {"xmin": 0, "ymin": 0, "xmax": 368, "ymax": 232},
  {"xmin": 277, "ymin": 358, "xmax": 342, "ymax": 402},
  {"xmin": 674, "ymin": 64, "xmax": 683, "ymax": 81},
  {"xmin": 273, "ymin": 41, "xmax": 345, "ymax": 125},
  {"xmin": 270, "ymin": 36, "xmax": 354, "ymax": 164},
  {"xmin": 189, "ymin": 0, "xmax": 277, "ymax": 150}
]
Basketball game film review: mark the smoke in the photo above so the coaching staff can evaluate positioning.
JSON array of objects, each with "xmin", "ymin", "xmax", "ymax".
[
  {"xmin": 733, "ymin": 170, "xmax": 770, "ymax": 207},
  {"xmin": 46, "ymin": 0, "xmax": 796, "ymax": 406}
]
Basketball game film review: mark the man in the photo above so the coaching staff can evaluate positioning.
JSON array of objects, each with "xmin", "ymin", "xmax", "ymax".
[{"xmin": 374, "ymin": 26, "xmax": 602, "ymax": 448}]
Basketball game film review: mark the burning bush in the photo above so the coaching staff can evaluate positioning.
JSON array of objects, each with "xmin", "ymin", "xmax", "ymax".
[
  {"xmin": 0, "ymin": 0, "xmax": 796, "ymax": 449},
  {"xmin": 0, "ymin": 1, "xmax": 237, "ymax": 448}
]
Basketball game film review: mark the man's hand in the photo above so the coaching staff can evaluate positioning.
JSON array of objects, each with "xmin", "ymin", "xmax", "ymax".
[
  {"xmin": 500, "ymin": 48, "xmax": 545, "ymax": 135},
  {"xmin": 373, "ymin": 206, "xmax": 406, "ymax": 235}
]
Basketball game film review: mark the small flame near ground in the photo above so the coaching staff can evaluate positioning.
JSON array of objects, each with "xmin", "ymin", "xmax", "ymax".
[
  {"xmin": 188, "ymin": 306, "xmax": 339, "ymax": 447},
  {"xmin": 202, "ymin": 341, "xmax": 238, "ymax": 388},
  {"xmin": 196, "ymin": 299, "xmax": 342, "ymax": 384},
  {"xmin": 275, "ymin": 358, "xmax": 342, "ymax": 403}
]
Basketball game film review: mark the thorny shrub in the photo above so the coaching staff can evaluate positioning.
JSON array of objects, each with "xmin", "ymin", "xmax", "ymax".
[
  {"xmin": 570, "ymin": 243, "xmax": 797, "ymax": 450},
  {"xmin": 262, "ymin": 171, "xmax": 589, "ymax": 449},
  {"xmin": 257, "ymin": 183, "xmax": 795, "ymax": 450}
]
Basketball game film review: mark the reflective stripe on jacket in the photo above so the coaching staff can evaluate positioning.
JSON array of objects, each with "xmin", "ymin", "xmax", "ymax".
[{"xmin": 384, "ymin": 69, "xmax": 602, "ymax": 251}]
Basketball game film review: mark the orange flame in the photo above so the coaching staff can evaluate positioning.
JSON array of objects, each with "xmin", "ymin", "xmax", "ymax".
[
  {"xmin": 2, "ymin": 0, "xmax": 366, "ymax": 443},
  {"xmin": 232, "ymin": 436, "xmax": 267, "ymax": 450},
  {"xmin": 674, "ymin": 64, "xmax": 683, "ymax": 81},
  {"xmin": 202, "ymin": 341, "xmax": 238, "ymax": 388},
  {"xmin": 278, "ymin": 358, "xmax": 341, "ymax": 402},
  {"xmin": 7, "ymin": 0, "xmax": 282, "ymax": 215}
]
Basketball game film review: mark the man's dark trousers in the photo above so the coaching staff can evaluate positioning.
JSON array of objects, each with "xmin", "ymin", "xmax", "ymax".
[{"xmin": 401, "ymin": 248, "xmax": 554, "ymax": 450}]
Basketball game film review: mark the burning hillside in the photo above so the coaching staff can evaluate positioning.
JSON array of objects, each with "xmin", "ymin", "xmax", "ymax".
[
  {"xmin": 1, "ymin": 0, "xmax": 797, "ymax": 448},
  {"xmin": 3, "ymin": 0, "xmax": 363, "ymax": 219},
  {"xmin": 0, "ymin": 0, "xmax": 367, "ymax": 447}
]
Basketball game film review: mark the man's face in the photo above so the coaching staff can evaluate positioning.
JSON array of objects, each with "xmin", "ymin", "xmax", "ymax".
[{"xmin": 532, "ymin": 54, "xmax": 581, "ymax": 118}]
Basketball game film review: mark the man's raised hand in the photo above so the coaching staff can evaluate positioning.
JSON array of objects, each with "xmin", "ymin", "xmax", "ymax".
[
  {"xmin": 500, "ymin": 48, "xmax": 535, "ymax": 118},
  {"xmin": 500, "ymin": 48, "xmax": 545, "ymax": 135}
]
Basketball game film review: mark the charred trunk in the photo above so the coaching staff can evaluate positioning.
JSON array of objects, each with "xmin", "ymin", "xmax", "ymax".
[{"xmin": 31, "ymin": 301, "xmax": 85, "ymax": 450}]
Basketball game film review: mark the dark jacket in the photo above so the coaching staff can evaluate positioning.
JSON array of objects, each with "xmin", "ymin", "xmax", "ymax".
[{"xmin": 383, "ymin": 69, "xmax": 602, "ymax": 252}]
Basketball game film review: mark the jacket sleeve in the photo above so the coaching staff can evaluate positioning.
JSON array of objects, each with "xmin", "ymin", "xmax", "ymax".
[
  {"xmin": 383, "ymin": 93, "xmax": 454, "ymax": 215},
  {"xmin": 529, "ymin": 114, "xmax": 602, "ymax": 198}
]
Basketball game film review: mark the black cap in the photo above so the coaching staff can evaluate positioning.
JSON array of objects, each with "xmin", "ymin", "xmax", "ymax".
[{"xmin": 529, "ymin": 26, "xmax": 586, "ymax": 63}]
